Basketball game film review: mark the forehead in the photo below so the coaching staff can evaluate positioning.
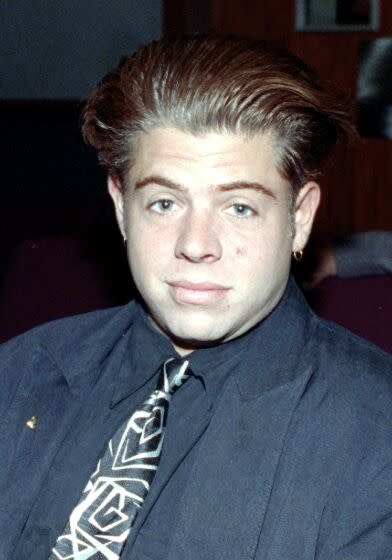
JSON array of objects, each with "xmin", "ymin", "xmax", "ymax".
[{"xmin": 130, "ymin": 128, "xmax": 284, "ymax": 186}]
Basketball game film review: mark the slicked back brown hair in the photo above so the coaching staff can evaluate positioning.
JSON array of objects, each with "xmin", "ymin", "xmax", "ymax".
[{"xmin": 82, "ymin": 35, "xmax": 355, "ymax": 193}]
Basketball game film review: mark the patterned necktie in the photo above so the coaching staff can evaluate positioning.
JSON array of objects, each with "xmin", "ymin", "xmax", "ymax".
[{"xmin": 50, "ymin": 358, "xmax": 191, "ymax": 560}]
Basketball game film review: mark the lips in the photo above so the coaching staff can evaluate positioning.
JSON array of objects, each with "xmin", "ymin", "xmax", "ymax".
[{"xmin": 167, "ymin": 280, "xmax": 230, "ymax": 305}]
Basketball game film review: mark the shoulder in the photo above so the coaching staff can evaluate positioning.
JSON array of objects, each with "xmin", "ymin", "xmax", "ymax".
[
  {"xmin": 309, "ymin": 313, "xmax": 392, "ymax": 426},
  {"xmin": 304, "ymin": 318, "xmax": 392, "ymax": 554},
  {"xmin": 313, "ymin": 313, "xmax": 391, "ymax": 376},
  {"xmin": 0, "ymin": 303, "xmax": 133, "ymax": 355},
  {"xmin": 0, "ymin": 302, "xmax": 139, "ymax": 403}
]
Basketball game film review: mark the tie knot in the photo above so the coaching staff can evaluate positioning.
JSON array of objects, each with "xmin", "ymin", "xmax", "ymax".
[{"xmin": 158, "ymin": 358, "xmax": 191, "ymax": 394}]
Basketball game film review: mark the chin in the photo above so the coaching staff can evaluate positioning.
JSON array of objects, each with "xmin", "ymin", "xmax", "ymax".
[
  {"xmin": 170, "ymin": 324, "xmax": 225, "ymax": 346},
  {"xmin": 155, "ymin": 314, "xmax": 229, "ymax": 348}
]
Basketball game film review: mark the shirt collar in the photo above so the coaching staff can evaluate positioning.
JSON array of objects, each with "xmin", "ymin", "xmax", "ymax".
[
  {"xmin": 110, "ymin": 301, "xmax": 176, "ymax": 407},
  {"xmin": 232, "ymin": 277, "xmax": 316, "ymax": 400}
]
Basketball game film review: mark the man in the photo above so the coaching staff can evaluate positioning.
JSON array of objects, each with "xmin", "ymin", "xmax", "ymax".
[{"xmin": 0, "ymin": 36, "xmax": 391, "ymax": 559}]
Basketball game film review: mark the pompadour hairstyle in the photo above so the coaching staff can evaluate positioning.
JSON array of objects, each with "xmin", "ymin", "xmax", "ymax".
[{"xmin": 82, "ymin": 35, "xmax": 355, "ymax": 193}]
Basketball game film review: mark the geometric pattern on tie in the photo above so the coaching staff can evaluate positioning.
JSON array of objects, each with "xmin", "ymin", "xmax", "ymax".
[{"xmin": 50, "ymin": 358, "xmax": 191, "ymax": 560}]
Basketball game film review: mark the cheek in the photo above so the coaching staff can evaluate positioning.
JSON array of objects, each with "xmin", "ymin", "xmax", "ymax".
[{"xmin": 128, "ymin": 225, "xmax": 173, "ymax": 277}]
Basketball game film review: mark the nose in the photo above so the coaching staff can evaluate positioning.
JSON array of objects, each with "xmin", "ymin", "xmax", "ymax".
[{"xmin": 174, "ymin": 209, "xmax": 222, "ymax": 263}]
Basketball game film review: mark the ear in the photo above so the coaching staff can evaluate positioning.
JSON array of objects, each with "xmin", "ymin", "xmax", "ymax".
[
  {"xmin": 108, "ymin": 175, "xmax": 126, "ymax": 238},
  {"xmin": 292, "ymin": 181, "xmax": 321, "ymax": 252}
]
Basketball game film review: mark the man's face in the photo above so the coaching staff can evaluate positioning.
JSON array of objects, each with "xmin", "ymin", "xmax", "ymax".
[{"xmin": 109, "ymin": 128, "xmax": 319, "ymax": 354}]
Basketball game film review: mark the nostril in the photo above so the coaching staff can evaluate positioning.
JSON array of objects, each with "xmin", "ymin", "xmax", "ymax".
[{"xmin": 177, "ymin": 251, "xmax": 217, "ymax": 264}]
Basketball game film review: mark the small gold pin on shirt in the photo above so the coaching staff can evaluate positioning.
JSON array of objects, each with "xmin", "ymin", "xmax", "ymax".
[{"xmin": 26, "ymin": 415, "xmax": 38, "ymax": 429}]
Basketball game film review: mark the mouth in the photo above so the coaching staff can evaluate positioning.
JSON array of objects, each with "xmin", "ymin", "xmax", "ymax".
[{"xmin": 166, "ymin": 280, "xmax": 230, "ymax": 305}]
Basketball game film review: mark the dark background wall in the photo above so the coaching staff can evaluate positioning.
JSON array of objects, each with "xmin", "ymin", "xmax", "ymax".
[
  {"xmin": 0, "ymin": 1, "xmax": 162, "ymax": 306},
  {"xmin": 1, "ymin": 0, "xmax": 162, "ymax": 99}
]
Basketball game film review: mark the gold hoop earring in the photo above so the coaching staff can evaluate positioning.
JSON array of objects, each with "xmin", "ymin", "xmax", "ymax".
[{"xmin": 293, "ymin": 249, "xmax": 303, "ymax": 261}]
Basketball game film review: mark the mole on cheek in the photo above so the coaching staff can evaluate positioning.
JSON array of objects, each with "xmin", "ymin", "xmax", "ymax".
[{"xmin": 235, "ymin": 245, "xmax": 246, "ymax": 256}]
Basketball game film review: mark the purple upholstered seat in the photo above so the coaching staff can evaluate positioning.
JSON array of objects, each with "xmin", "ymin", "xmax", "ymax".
[
  {"xmin": 306, "ymin": 275, "xmax": 392, "ymax": 355},
  {"xmin": 0, "ymin": 237, "xmax": 124, "ymax": 343}
]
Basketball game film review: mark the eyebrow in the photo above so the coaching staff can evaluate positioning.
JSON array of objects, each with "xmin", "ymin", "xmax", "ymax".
[
  {"xmin": 219, "ymin": 181, "xmax": 276, "ymax": 199},
  {"xmin": 134, "ymin": 175, "xmax": 276, "ymax": 199}
]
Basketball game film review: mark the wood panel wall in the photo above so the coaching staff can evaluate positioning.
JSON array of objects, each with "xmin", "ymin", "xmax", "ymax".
[{"xmin": 164, "ymin": 0, "xmax": 392, "ymax": 239}]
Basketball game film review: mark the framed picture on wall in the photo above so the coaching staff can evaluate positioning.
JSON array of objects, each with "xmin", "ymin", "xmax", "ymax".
[{"xmin": 296, "ymin": 0, "xmax": 379, "ymax": 32}]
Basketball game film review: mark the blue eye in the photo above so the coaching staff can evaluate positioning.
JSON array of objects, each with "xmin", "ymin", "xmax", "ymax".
[
  {"xmin": 151, "ymin": 199, "xmax": 176, "ymax": 213},
  {"xmin": 229, "ymin": 203, "xmax": 255, "ymax": 217}
]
